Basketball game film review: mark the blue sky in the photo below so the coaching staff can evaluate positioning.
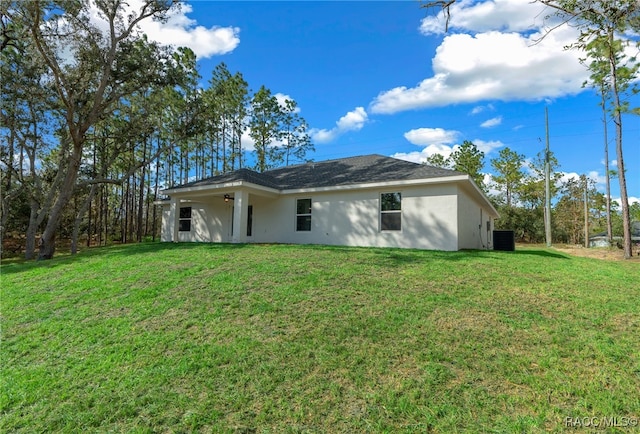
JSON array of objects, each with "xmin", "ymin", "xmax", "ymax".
[{"xmin": 131, "ymin": 0, "xmax": 639, "ymax": 203}]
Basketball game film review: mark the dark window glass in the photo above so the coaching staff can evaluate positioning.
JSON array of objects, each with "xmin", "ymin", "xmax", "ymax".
[
  {"xmin": 296, "ymin": 199, "xmax": 312, "ymax": 231},
  {"xmin": 297, "ymin": 215, "xmax": 312, "ymax": 231},
  {"xmin": 296, "ymin": 198, "xmax": 312, "ymax": 215},
  {"xmin": 380, "ymin": 193, "xmax": 401, "ymax": 231},
  {"xmin": 179, "ymin": 207, "xmax": 192, "ymax": 219},
  {"xmin": 179, "ymin": 219, "xmax": 191, "ymax": 232},
  {"xmin": 381, "ymin": 193, "xmax": 402, "ymax": 211},
  {"xmin": 247, "ymin": 205, "xmax": 253, "ymax": 237},
  {"xmin": 381, "ymin": 213, "xmax": 401, "ymax": 231},
  {"xmin": 179, "ymin": 206, "xmax": 192, "ymax": 232}
]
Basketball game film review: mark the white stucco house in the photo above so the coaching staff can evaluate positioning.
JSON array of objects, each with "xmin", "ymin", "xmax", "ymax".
[{"xmin": 158, "ymin": 154, "xmax": 499, "ymax": 251}]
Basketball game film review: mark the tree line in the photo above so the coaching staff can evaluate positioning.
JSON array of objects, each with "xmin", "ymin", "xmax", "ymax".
[
  {"xmin": 426, "ymin": 141, "xmax": 640, "ymax": 247},
  {"xmin": 422, "ymin": 0, "xmax": 639, "ymax": 258},
  {"xmin": 2, "ymin": 0, "xmax": 638, "ymax": 259},
  {"xmin": 1, "ymin": 0, "xmax": 312, "ymax": 259}
]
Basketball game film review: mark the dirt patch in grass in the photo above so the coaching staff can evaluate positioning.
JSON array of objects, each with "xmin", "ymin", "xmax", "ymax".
[
  {"xmin": 556, "ymin": 246, "xmax": 640, "ymax": 261},
  {"xmin": 518, "ymin": 243, "xmax": 640, "ymax": 262}
]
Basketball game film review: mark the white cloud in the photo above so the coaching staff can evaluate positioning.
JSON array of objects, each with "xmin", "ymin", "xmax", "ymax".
[
  {"xmin": 274, "ymin": 93, "xmax": 301, "ymax": 113},
  {"xmin": 392, "ymin": 144, "xmax": 455, "ymax": 164},
  {"xmin": 370, "ymin": 0, "xmax": 587, "ymax": 115},
  {"xmin": 88, "ymin": 1, "xmax": 240, "ymax": 59},
  {"xmin": 391, "ymin": 151, "xmax": 424, "ymax": 164},
  {"xmin": 558, "ymin": 172, "xmax": 582, "ymax": 185},
  {"xmin": 473, "ymin": 139, "xmax": 504, "ymax": 154},
  {"xmin": 336, "ymin": 107, "xmax": 368, "ymax": 131},
  {"xmin": 403, "ymin": 127, "xmax": 460, "ymax": 146},
  {"xmin": 394, "ymin": 131, "xmax": 503, "ymax": 165},
  {"xmin": 310, "ymin": 107, "xmax": 368, "ymax": 143},
  {"xmin": 611, "ymin": 196, "xmax": 640, "ymax": 207},
  {"xmin": 420, "ymin": 0, "xmax": 549, "ymax": 35},
  {"xmin": 138, "ymin": 3, "xmax": 240, "ymax": 58},
  {"xmin": 370, "ymin": 27, "xmax": 586, "ymax": 114},
  {"xmin": 471, "ymin": 104, "xmax": 495, "ymax": 115},
  {"xmin": 483, "ymin": 173, "xmax": 502, "ymax": 197},
  {"xmin": 600, "ymin": 158, "xmax": 619, "ymax": 168},
  {"xmin": 240, "ymin": 128, "xmax": 256, "ymax": 152},
  {"xmin": 480, "ymin": 116, "xmax": 502, "ymax": 128},
  {"xmin": 558, "ymin": 171, "xmax": 607, "ymax": 188},
  {"xmin": 588, "ymin": 170, "xmax": 608, "ymax": 186}
]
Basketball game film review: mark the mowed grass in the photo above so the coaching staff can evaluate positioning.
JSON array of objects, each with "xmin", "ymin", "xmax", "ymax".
[{"xmin": 1, "ymin": 243, "xmax": 639, "ymax": 433}]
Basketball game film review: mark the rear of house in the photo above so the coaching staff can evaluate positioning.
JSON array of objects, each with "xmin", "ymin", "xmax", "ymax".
[{"xmin": 159, "ymin": 155, "xmax": 498, "ymax": 251}]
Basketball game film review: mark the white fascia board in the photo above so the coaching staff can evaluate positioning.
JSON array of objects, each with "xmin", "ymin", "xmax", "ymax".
[
  {"xmin": 281, "ymin": 175, "xmax": 470, "ymax": 195},
  {"xmin": 161, "ymin": 181, "xmax": 279, "ymax": 197}
]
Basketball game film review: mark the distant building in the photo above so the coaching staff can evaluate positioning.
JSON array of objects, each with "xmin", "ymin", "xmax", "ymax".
[{"xmin": 589, "ymin": 221, "xmax": 640, "ymax": 248}]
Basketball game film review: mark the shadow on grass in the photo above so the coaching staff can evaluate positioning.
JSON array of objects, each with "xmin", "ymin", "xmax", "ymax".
[
  {"xmin": 251, "ymin": 243, "xmax": 574, "ymax": 266},
  {"xmin": 509, "ymin": 249, "xmax": 570, "ymax": 259},
  {"xmin": 0, "ymin": 242, "xmax": 248, "ymax": 275},
  {"xmin": 1, "ymin": 242, "xmax": 571, "ymax": 276},
  {"xmin": 287, "ymin": 243, "xmax": 468, "ymax": 265},
  {"xmin": 374, "ymin": 249, "xmax": 474, "ymax": 265}
]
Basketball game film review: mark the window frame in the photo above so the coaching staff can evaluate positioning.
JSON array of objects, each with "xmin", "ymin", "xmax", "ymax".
[
  {"xmin": 380, "ymin": 192, "xmax": 402, "ymax": 231},
  {"xmin": 178, "ymin": 206, "xmax": 192, "ymax": 232},
  {"xmin": 295, "ymin": 198, "xmax": 312, "ymax": 232}
]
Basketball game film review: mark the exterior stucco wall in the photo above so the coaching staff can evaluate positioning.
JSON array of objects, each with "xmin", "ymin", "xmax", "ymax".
[
  {"xmin": 182, "ymin": 202, "xmax": 224, "ymax": 243},
  {"xmin": 168, "ymin": 201, "xmax": 233, "ymax": 243},
  {"xmin": 248, "ymin": 195, "xmax": 285, "ymax": 242},
  {"xmin": 160, "ymin": 204, "xmax": 171, "ymax": 242},
  {"xmin": 162, "ymin": 185, "xmax": 458, "ymax": 250},
  {"xmin": 161, "ymin": 184, "xmax": 467, "ymax": 250},
  {"xmin": 237, "ymin": 185, "xmax": 458, "ymax": 250},
  {"xmin": 456, "ymin": 188, "xmax": 494, "ymax": 250}
]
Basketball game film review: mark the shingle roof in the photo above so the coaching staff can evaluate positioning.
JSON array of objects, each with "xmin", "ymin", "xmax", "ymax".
[
  {"xmin": 173, "ymin": 168, "xmax": 281, "ymax": 190},
  {"xmin": 168, "ymin": 154, "xmax": 465, "ymax": 192}
]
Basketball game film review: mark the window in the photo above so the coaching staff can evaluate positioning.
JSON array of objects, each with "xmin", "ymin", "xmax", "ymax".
[
  {"xmin": 179, "ymin": 206, "xmax": 192, "ymax": 232},
  {"xmin": 380, "ymin": 193, "xmax": 401, "ymax": 231},
  {"xmin": 247, "ymin": 205, "xmax": 253, "ymax": 237},
  {"xmin": 296, "ymin": 198, "xmax": 312, "ymax": 231}
]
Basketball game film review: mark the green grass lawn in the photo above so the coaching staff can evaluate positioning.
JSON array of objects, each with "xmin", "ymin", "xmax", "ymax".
[{"xmin": 2, "ymin": 243, "xmax": 639, "ymax": 433}]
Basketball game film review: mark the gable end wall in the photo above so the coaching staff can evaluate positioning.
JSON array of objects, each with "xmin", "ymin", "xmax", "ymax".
[{"xmin": 457, "ymin": 188, "xmax": 494, "ymax": 250}]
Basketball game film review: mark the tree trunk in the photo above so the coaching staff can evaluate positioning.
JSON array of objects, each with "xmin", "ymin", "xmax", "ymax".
[
  {"xmin": 122, "ymin": 179, "xmax": 129, "ymax": 243},
  {"xmin": 144, "ymin": 159, "xmax": 153, "ymax": 238},
  {"xmin": 137, "ymin": 137, "xmax": 147, "ymax": 242},
  {"xmin": 98, "ymin": 186, "xmax": 103, "ymax": 246},
  {"xmin": 608, "ymin": 31, "xmax": 632, "ymax": 258},
  {"xmin": 103, "ymin": 190, "xmax": 109, "ymax": 246},
  {"xmin": 24, "ymin": 198, "xmax": 39, "ymax": 260},
  {"xmin": 38, "ymin": 140, "xmax": 84, "ymax": 259},
  {"xmin": 152, "ymin": 151, "xmax": 160, "ymax": 241},
  {"xmin": 128, "ymin": 173, "xmax": 135, "ymax": 243},
  {"xmin": 71, "ymin": 184, "xmax": 98, "ymax": 254},
  {"xmin": 601, "ymin": 90, "xmax": 613, "ymax": 245},
  {"xmin": 0, "ymin": 126, "xmax": 17, "ymax": 259}
]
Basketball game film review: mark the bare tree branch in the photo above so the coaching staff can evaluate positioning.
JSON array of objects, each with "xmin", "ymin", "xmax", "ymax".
[{"xmin": 420, "ymin": 0, "xmax": 456, "ymax": 32}]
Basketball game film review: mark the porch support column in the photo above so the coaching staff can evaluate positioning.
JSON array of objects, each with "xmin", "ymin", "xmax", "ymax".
[
  {"xmin": 170, "ymin": 196, "xmax": 180, "ymax": 242},
  {"xmin": 231, "ymin": 190, "xmax": 248, "ymax": 243}
]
